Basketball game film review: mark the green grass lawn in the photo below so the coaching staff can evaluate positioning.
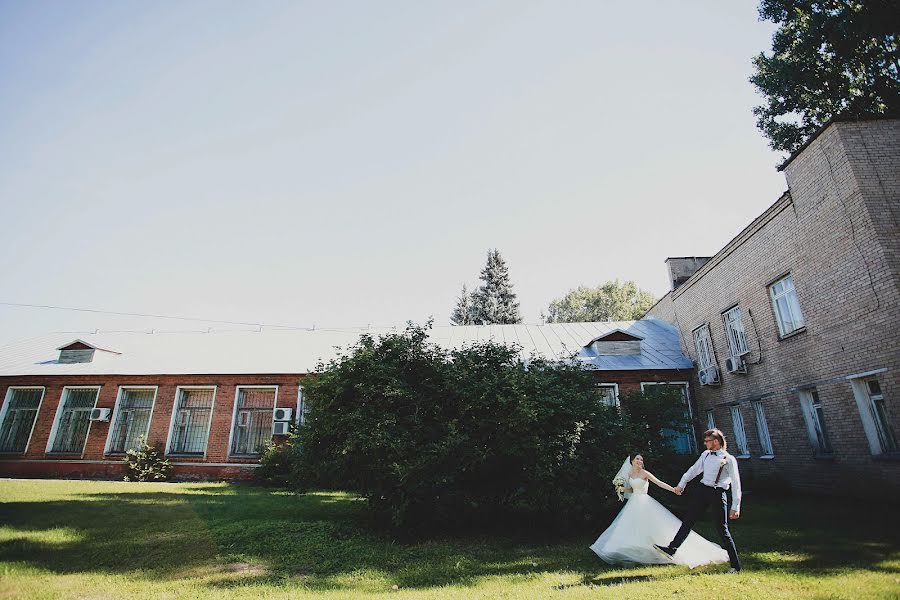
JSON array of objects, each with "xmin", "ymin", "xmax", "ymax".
[{"xmin": 0, "ymin": 479, "xmax": 897, "ymax": 599}]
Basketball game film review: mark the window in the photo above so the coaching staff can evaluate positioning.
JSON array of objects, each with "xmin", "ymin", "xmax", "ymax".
[
  {"xmin": 798, "ymin": 389, "xmax": 833, "ymax": 454},
  {"xmin": 230, "ymin": 386, "xmax": 277, "ymax": 456},
  {"xmin": 706, "ymin": 410, "xmax": 716, "ymax": 430},
  {"xmin": 722, "ymin": 305, "xmax": 750, "ymax": 358},
  {"xmin": 106, "ymin": 387, "xmax": 157, "ymax": 453},
  {"xmin": 752, "ymin": 400, "xmax": 774, "ymax": 457},
  {"xmin": 641, "ymin": 382, "xmax": 695, "ymax": 453},
  {"xmin": 595, "ymin": 383, "xmax": 619, "ymax": 407},
  {"xmin": 0, "ymin": 387, "xmax": 44, "ymax": 453},
  {"xmin": 692, "ymin": 324, "xmax": 715, "ymax": 370},
  {"xmin": 729, "ymin": 405, "xmax": 749, "ymax": 456},
  {"xmin": 769, "ymin": 274, "xmax": 805, "ymax": 336},
  {"xmin": 48, "ymin": 387, "xmax": 99, "ymax": 454},
  {"xmin": 168, "ymin": 387, "xmax": 216, "ymax": 455},
  {"xmin": 297, "ymin": 385, "xmax": 309, "ymax": 425},
  {"xmin": 850, "ymin": 375, "xmax": 897, "ymax": 455}
]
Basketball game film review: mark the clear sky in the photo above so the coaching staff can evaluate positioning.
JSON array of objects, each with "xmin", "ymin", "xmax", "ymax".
[{"xmin": 0, "ymin": 1, "xmax": 787, "ymax": 345}]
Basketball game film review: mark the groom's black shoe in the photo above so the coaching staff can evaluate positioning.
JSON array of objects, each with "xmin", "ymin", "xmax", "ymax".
[{"xmin": 653, "ymin": 544, "xmax": 675, "ymax": 559}]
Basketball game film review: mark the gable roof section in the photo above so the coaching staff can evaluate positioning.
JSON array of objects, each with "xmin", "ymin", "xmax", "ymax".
[
  {"xmin": 587, "ymin": 329, "xmax": 645, "ymax": 343},
  {"xmin": 56, "ymin": 339, "xmax": 121, "ymax": 354},
  {"xmin": 0, "ymin": 320, "xmax": 692, "ymax": 376}
]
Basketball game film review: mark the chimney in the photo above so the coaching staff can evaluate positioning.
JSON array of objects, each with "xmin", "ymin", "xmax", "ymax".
[{"xmin": 665, "ymin": 257, "xmax": 711, "ymax": 291}]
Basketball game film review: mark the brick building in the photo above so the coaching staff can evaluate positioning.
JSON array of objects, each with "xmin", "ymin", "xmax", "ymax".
[
  {"xmin": 0, "ymin": 320, "xmax": 695, "ymax": 480},
  {"xmin": 646, "ymin": 117, "xmax": 900, "ymax": 496}
]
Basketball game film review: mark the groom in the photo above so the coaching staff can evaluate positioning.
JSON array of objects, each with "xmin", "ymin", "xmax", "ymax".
[{"xmin": 655, "ymin": 428, "xmax": 742, "ymax": 572}]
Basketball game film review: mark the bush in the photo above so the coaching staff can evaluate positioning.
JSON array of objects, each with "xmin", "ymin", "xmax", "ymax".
[
  {"xmin": 256, "ymin": 438, "xmax": 297, "ymax": 486},
  {"xmin": 123, "ymin": 436, "xmax": 173, "ymax": 482},
  {"xmin": 286, "ymin": 322, "xmax": 687, "ymax": 532}
]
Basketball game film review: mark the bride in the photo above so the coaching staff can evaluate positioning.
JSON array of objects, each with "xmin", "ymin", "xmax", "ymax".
[{"xmin": 589, "ymin": 454, "xmax": 728, "ymax": 568}]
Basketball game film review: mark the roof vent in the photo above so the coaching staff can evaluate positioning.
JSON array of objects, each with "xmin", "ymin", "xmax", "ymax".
[
  {"xmin": 56, "ymin": 340, "xmax": 120, "ymax": 364},
  {"xmin": 586, "ymin": 330, "xmax": 644, "ymax": 356}
]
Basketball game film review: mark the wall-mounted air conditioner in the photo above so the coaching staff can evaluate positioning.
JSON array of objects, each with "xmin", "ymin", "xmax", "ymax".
[
  {"xmin": 272, "ymin": 421, "xmax": 290, "ymax": 435},
  {"xmin": 273, "ymin": 408, "xmax": 293, "ymax": 421},
  {"xmin": 699, "ymin": 366, "xmax": 721, "ymax": 386},
  {"xmin": 89, "ymin": 408, "xmax": 112, "ymax": 422},
  {"xmin": 725, "ymin": 356, "xmax": 747, "ymax": 374}
]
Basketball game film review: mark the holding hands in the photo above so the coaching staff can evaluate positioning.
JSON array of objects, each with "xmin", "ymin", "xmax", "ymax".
[{"xmin": 674, "ymin": 486, "xmax": 683, "ymax": 496}]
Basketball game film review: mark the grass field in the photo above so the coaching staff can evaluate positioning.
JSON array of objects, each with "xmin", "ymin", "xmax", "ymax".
[{"xmin": 0, "ymin": 479, "xmax": 897, "ymax": 599}]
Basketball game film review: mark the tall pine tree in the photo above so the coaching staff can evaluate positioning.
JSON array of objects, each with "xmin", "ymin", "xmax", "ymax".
[
  {"xmin": 474, "ymin": 249, "xmax": 521, "ymax": 324},
  {"xmin": 450, "ymin": 284, "xmax": 475, "ymax": 325}
]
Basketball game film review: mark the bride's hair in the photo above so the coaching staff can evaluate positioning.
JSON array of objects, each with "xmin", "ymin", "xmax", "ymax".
[{"xmin": 704, "ymin": 428, "xmax": 727, "ymax": 450}]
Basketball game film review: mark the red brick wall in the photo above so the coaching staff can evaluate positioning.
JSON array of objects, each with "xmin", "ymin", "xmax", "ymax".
[{"xmin": 0, "ymin": 374, "xmax": 305, "ymax": 480}]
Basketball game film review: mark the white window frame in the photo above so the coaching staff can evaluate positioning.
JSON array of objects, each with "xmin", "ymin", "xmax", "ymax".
[
  {"xmin": 641, "ymin": 381, "xmax": 695, "ymax": 453},
  {"xmin": 227, "ymin": 385, "xmax": 279, "ymax": 458},
  {"xmin": 849, "ymin": 375, "xmax": 897, "ymax": 455},
  {"xmin": 722, "ymin": 305, "xmax": 750, "ymax": 358},
  {"xmin": 751, "ymin": 400, "xmax": 774, "ymax": 458},
  {"xmin": 46, "ymin": 386, "xmax": 101, "ymax": 455},
  {"xmin": 104, "ymin": 386, "xmax": 158, "ymax": 454},
  {"xmin": 0, "ymin": 386, "xmax": 46, "ymax": 454},
  {"xmin": 798, "ymin": 389, "xmax": 833, "ymax": 455},
  {"xmin": 166, "ymin": 386, "xmax": 217, "ymax": 457},
  {"xmin": 729, "ymin": 405, "xmax": 750, "ymax": 457},
  {"xmin": 595, "ymin": 383, "xmax": 620, "ymax": 408},
  {"xmin": 706, "ymin": 409, "xmax": 716, "ymax": 430},
  {"xmin": 692, "ymin": 324, "xmax": 715, "ymax": 370},
  {"xmin": 769, "ymin": 274, "xmax": 806, "ymax": 337},
  {"xmin": 297, "ymin": 384, "xmax": 309, "ymax": 425}
]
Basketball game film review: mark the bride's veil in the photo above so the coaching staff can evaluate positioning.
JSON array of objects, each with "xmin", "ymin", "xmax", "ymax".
[{"xmin": 614, "ymin": 456, "xmax": 633, "ymax": 499}]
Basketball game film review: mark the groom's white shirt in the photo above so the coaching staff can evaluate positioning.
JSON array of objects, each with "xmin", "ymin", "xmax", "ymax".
[{"xmin": 677, "ymin": 450, "xmax": 742, "ymax": 513}]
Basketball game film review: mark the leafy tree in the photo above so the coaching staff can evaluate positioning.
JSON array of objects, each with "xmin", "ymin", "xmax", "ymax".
[
  {"xmin": 750, "ymin": 0, "xmax": 900, "ymax": 153},
  {"xmin": 543, "ymin": 280, "xmax": 656, "ymax": 323},
  {"xmin": 284, "ymin": 322, "xmax": 686, "ymax": 532},
  {"xmin": 452, "ymin": 249, "xmax": 522, "ymax": 325}
]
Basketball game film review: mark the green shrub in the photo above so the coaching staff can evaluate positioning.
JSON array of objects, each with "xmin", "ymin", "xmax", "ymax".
[
  {"xmin": 256, "ymin": 438, "xmax": 297, "ymax": 486},
  {"xmin": 123, "ymin": 436, "xmax": 173, "ymax": 482},
  {"xmin": 286, "ymin": 322, "xmax": 687, "ymax": 532}
]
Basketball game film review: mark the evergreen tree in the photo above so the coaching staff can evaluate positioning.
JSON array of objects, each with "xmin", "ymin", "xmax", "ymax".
[
  {"xmin": 450, "ymin": 284, "xmax": 475, "ymax": 325},
  {"xmin": 471, "ymin": 249, "xmax": 522, "ymax": 325},
  {"xmin": 750, "ymin": 0, "xmax": 900, "ymax": 153}
]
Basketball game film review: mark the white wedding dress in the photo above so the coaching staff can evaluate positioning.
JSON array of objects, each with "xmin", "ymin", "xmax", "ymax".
[{"xmin": 589, "ymin": 477, "xmax": 728, "ymax": 569}]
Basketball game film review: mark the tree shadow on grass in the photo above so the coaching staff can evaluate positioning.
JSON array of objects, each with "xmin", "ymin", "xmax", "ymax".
[{"xmin": 2, "ymin": 484, "xmax": 898, "ymax": 593}]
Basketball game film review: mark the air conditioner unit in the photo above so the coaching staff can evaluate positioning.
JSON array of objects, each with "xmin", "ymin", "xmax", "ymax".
[
  {"xmin": 725, "ymin": 356, "xmax": 747, "ymax": 374},
  {"xmin": 698, "ymin": 365, "xmax": 721, "ymax": 386},
  {"xmin": 273, "ymin": 407, "xmax": 293, "ymax": 421},
  {"xmin": 272, "ymin": 421, "xmax": 291, "ymax": 435},
  {"xmin": 89, "ymin": 408, "xmax": 112, "ymax": 422}
]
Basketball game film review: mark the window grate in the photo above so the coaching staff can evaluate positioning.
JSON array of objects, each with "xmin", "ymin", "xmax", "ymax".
[
  {"xmin": 50, "ymin": 388, "xmax": 99, "ymax": 453},
  {"xmin": 108, "ymin": 389, "xmax": 155, "ymax": 453},
  {"xmin": 722, "ymin": 306, "xmax": 750, "ymax": 357},
  {"xmin": 0, "ymin": 388, "xmax": 43, "ymax": 453},
  {"xmin": 169, "ymin": 388, "xmax": 215, "ymax": 455},
  {"xmin": 231, "ymin": 388, "xmax": 276, "ymax": 455}
]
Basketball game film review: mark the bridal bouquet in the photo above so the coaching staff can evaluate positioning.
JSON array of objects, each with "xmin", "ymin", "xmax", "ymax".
[{"xmin": 612, "ymin": 476, "xmax": 627, "ymax": 501}]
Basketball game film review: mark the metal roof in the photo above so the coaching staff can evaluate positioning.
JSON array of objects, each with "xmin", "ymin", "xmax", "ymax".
[{"xmin": 0, "ymin": 320, "xmax": 692, "ymax": 376}]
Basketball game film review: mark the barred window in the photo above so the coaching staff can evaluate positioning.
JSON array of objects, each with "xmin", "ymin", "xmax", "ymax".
[
  {"xmin": 231, "ymin": 387, "xmax": 276, "ymax": 456},
  {"xmin": 729, "ymin": 405, "xmax": 749, "ymax": 456},
  {"xmin": 107, "ymin": 388, "xmax": 156, "ymax": 453},
  {"xmin": 168, "ymin": 388, "xmax": 215, "ymax": 455},
  {"xmin": 706, "ymin": 410, "xmax": 716, "ymax": 430},
  {"xmin": 49, "ymin": 387, "xmax": 99, "ymax": 453},
  {"xmin": 722, "ymin": 305, "xmax": 750, "ymax": 358},
  {"xmin": 752, "ymin": 400, "xmax": 774, "ymax": 457},
  {"xmin": 0, "ymin": 388, "xmax": 44, "ymax": 453},
  {"xmin": 692, "ymin": 324, "xmax": 715, "ymax": 370}
]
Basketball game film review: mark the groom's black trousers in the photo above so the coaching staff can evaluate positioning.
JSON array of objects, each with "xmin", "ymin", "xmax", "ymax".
[{"xmin": 668, "ymin": 484, "xmax": 740, "ymax": 570}]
